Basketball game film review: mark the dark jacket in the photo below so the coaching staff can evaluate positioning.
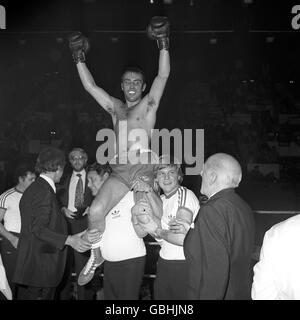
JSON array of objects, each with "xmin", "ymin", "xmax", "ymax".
[
  {"xmin": 184, "ymin": 188, "xmax": 255, "ymax": 300},
  {"xmin": 13, "ymin": 177, "xmax": 68, "ymax": 288},
  {"xmin": 57, "ymin": 171, "xmax": 93, "ymax": 233}
]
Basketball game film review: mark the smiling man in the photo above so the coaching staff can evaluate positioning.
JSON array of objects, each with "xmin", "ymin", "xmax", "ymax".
[
  {"xmin": 68, "ymin": 16, "xmax": 170, "ymax": 285},
  {"xmin": 136, "ymin": 155, "xmax": 200, "ymax": 300}
]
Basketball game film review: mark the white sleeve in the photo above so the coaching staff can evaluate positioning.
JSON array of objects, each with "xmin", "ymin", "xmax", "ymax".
[
  {"xmin": 251, "ymin": 229, "xmax": 280, "ymax": 300},
  {"xmin": 0, "ymin": 192, "xmax": 8, "ymax": 210},
  {"xmin": 179, "ymin": 189, "xmax": 200, "ymax": 222}
]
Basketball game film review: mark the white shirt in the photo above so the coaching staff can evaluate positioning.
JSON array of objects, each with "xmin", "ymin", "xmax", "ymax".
[
  {"xmin": 40, "ymin": 174, "xmax": 56, "ymax": 193},
  {"xmin": 159, "ymin": 186, "xmax": 200, "ymax": 260},
  {"xmin": 68, "ymin": 170, "xmax": 86, "ymax": 212},
  {"xmin": 252, "ymin": 214, "xmax": 300, "ymax": 300},
  {"xmin": 100, "ymin": 191, "xmax": 146, "ymax": 262},
  {"xmin": 0, "ymin": 253, "xmax": 12, "ymax": 300},
  {"xmin": 0, "ymin": 188, "xmax": 23, "ymax": 233}
]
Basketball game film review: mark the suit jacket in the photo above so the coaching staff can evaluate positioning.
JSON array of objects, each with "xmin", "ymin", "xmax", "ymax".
[
  {"xmin": 58, "ymin": 170, "xmax": 93, "ymax": 233},
  {"xmin": 184, "ymin": 188, "xmax": 255, "ymax": 300},
  {"xmin": 13, "ymin": 177, "xmax": 68, "ymax": 288}
]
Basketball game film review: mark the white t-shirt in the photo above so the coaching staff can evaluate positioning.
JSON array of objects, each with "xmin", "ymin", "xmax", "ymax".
[
  {"xmin": 159, "ymin": 186, "xmax": 200, "ymax": 260},
  {"xmin": 0, "ymin": 188, "xmax": 23, "ymax": 233},
  {"xmin": 100, "ymin": 191, "xmax": 146, "ymax": 262}
]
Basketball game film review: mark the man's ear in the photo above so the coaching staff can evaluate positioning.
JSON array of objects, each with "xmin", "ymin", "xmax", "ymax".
[
  {"xmin": 142, "ymin": 83, "xmax": 146, "ymax": 92},
  {"xmin": 121, "ymin": 82, "xmax": 124, "ymax": 92},
  {"xmin": 209, "ymin": 171, "xmax": 217, "ymax": 185}
]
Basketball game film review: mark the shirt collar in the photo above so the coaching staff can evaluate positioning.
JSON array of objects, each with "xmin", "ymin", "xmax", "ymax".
[
  {"xmin": 39, "ymin": 174, "xmax": 56, "ymax": 193},
  {"xmin": 208, "ymin": 188, "xmax": 235, "ymax": 201},
  {"xmin": 72, "ymin": 169, "xmax": 86, "ymax": 178},
  {"xmin": 163, "ymin": 186, "xmax": 179, "ymax": 199}
]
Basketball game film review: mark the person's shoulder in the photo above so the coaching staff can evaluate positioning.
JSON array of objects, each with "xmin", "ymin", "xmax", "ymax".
[
  {"xmin": 0, "ymin": 187, "xmax": 16, "ymax": 207},
  {"xmin": 0, "ymin": 187, "xmax": 16, "ymax": 199},
  {"xmin": 26, "ymin": 177, "xmax": 48, "ymax": 194},
  {"xmin": 268, "ymin": 214, "xmax": 300, "ymax": 239},
  {"xmin": 178, "ymin": 186, "xmax": 199, "ymax": 208},
  {"xmin": 211, "ymin": 189, "xmax": 247, "ymax": 209},
  {"xmin": 111, "ymin": 98, "xmax": 124, "ymax": 111},
  {"xmin": 182, "ymin": 187, "xmax": 199, "ymax": 200}
]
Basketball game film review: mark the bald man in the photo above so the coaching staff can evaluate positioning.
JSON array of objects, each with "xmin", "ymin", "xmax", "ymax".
[{"xmin": 177, "ymin": 153, "xmax": 255, "ymax": 299}]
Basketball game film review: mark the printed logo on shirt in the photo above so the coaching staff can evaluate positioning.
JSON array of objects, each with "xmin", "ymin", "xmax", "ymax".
[{"xmin": 111, "ymin": 209, "xmax": 121, "ymax": 219}]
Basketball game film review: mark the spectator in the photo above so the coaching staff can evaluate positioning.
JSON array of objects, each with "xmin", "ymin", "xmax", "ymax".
[
  {"xmin": 183, "ymin": 153, "xmax": 255, "ymax": 299},
  {"xmin": 0, "ymin": 164, "xmax": 36, "ymax": 298},
  {"xmin": 13, "ymin": 147, "xmax": 93, "ymax": 300}
]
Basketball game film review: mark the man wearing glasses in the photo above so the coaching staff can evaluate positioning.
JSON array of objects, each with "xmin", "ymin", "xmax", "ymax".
[{"xmin": 57, "ymin": 148, "xmax": 94, "ymax": 300}]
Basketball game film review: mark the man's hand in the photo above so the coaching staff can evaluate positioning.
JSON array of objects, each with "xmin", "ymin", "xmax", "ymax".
[
  {"xmin": 131, "ymin": 199, "xmax": 153, "ymax": 225},
  {"xmin": 147, "ymin": 16, "xmax": 170, "ymax": 50},
  {"xmin": 81, "ymin": 229, "xmax": 101, "ymax": 243},
  {"xmin": 66, "ymin": 232, "xmax": 92, "ymax": 252},
  {"xmin": 62, "ymin": 207, "xmax": 76, "ymax": 219},
  {"xmin": 9, "ymin": 234, "xmax": 19, "ymax": 249},
  {"xmin": 168, "ymin": 218, "xmax": 191, "ymax": 235},
  {"xmin": 131, "ymin": 178, "xmax": 153, "ymax": 193},
  {"xmin": 82, "ymin": 206, "xmax": 90, "ymax": 216},
  {"xmin": 68, "ymin": 32, "xmax": 90, "ymax": 64}
]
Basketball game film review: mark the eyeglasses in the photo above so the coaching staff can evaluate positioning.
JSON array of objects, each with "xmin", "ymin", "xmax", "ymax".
[{"xmin": 70, "ymin": 156, "xmax": 85, "ymax": 161}]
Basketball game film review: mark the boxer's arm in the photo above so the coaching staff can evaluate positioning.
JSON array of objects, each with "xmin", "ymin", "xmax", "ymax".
[
  {"xmin": 146, "ymin": 49, "xmax": 170, "ymax": 115},
  {"xmin": 68, "ymin": 32, "xmax": 119, "ymax": 120},
  {"xmin": 76, "ymin": 63, "xmax": 119, "ymax": 120},
  {"xmin": 145, "ymin": 17, "xmax": 170, "ymax": 116}
]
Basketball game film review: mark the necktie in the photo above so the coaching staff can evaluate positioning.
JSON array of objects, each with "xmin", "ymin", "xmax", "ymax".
[{"xmin": 74, "ymin": 173, "xmax": 84, "ymax": 209}]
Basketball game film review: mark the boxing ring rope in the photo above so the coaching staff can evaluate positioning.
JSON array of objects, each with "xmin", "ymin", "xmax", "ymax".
[
  {"xmin": 255, "ymin": 210, "xmax": 300, "ymax": 215},
  {"xmin": 0, "ymin": 29, "xmax": 235, "ymax": 35}
]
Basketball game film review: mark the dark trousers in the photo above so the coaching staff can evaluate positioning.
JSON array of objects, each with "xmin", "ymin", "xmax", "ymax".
[
  {"xmin": 1, "ymin": 233, "xmax": 19, "ymax": 299},
  {"xmin": 57, "ymin": 216, "xmax": 94, "ymax": 300},
  {"xmin": 103, "ymin": 256, "xmax": 145, "ymax": 300},
  {"xmin": 18, "ymin": 285, "xmax": 55, "ymax": 300},
  {"xmin": 154, "ymin": 257, "xmax": 188, "ymax": 300}
]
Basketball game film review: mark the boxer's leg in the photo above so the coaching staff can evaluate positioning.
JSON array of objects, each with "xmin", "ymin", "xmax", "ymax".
[
  {"xmin": 78, "ymin": 176, "xmax": 129, "ymax": 286},
  {"xmin": 88, "ymin": 176, "xmax": 129, "ymax": 232}
]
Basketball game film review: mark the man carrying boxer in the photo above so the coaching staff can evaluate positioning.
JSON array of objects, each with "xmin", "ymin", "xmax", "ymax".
[{"xmin": 68, "ymin": 16, "xmax": 170, "ymax": 285}]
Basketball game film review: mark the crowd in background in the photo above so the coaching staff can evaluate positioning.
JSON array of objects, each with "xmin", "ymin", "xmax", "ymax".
[{"xmin": 1, "ymin": 71, "xmax": 300, "ymax": 192}]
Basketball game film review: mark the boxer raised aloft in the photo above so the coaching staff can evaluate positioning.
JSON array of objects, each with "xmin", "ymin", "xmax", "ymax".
[{"xmin": 68, "ymin": 16, "xmax": 170, "ymax": 285}]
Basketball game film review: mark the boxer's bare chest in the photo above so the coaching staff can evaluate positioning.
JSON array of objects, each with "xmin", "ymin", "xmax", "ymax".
[{"xmin": 114, "ymin": 101, "xmax": 149, "ymax": 130}]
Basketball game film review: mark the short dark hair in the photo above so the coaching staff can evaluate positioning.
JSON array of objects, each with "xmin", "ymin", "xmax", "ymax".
[
  {"xmin": 121, "ymin": 66, "xmax": 146, "ymax": 84},
  {"xmin": 14, "ymin": 164, "xmax": 35, "ymax": 184},
  {"xmin": 87, "ymin": 162, "xmax": 112, "ymax": 178},
  {"xmin": 35, "ymin": 147, "xmax": 66, "ymax": 174}
]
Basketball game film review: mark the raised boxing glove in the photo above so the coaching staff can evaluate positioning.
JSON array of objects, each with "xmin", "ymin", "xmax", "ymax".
[
  {"xmin": 68, "ymin": 32, "xmax": 90, "ymax": 64},
  {"xmin": 147, "ymin": 16, "xmax": 170, "ymax": 50}
]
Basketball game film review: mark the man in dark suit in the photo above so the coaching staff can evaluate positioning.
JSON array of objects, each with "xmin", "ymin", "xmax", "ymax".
[
  {"xmin": 13, "ymin": 147, "xmax": 92, "ymax": 300},
  {"xmin": 172, "ymin": 153, "xmax": 255, "ymax": 300},
  {"xmin": 57, "ymin": 148, "xmax": 94, "ymax": 300}
]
